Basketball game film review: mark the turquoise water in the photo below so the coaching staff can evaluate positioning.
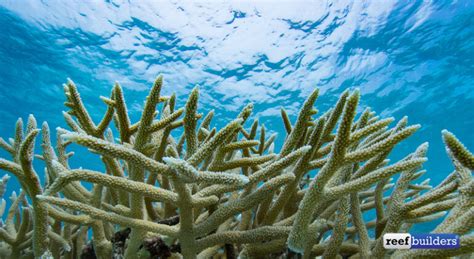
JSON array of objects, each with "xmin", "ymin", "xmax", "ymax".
[{"xmin": 0, "ymin": 1, "xmax": 473, "ymax": 232}]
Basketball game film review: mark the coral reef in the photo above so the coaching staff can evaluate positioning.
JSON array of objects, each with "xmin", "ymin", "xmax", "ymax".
[{"xmin": 0, "ymin": 76, "xmax": 472, "ymax": 258}]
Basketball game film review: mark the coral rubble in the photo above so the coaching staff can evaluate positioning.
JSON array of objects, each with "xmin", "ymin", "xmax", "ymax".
[{"xmin": 0, "ymin": 76, "xmax": 472, "ymax": 258}]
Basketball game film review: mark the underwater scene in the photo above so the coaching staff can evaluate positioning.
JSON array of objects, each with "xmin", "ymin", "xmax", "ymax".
[{"xmin": 0, "ymin": 1, "xmax": 473, "ymax": 258}]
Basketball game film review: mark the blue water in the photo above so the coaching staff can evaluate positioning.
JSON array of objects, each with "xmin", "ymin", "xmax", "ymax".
[{"xmin": 0, "ymin": 1, "xmax": 473, "ymax": 232}]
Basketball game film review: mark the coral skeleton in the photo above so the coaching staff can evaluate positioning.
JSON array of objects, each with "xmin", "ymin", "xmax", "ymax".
[{"xmin": 0, "ymin": 76, "xmax": 472, "ymax": 258}]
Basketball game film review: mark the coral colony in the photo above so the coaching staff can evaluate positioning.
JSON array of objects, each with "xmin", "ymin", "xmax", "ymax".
[{"xmin": 0, "ymin": 76, "xmax": 472, "ymax": 258}]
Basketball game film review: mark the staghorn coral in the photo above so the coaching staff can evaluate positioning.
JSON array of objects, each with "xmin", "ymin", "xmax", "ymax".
[{"xmin": 0, "ymin": 76, "xmax": 471, "ymax": 259}]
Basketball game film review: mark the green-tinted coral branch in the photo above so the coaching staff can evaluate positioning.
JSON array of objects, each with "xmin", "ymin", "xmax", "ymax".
[
  {"xmin": 44, "ymin": 165, "xmax": 178, "ymax": 204},
  {"xmin": 36, "ymin": 195, "xmax": 178, "ymax": 237},
  {"xmin": 321, "ymin": 195, "xmax": 350, "ymax": 258},
  {"xmin": 184, "ymin": 87, "xmax": 199, "ymax": 159},
  {"xmin": 442, "ymin": 129, "xmax": 474, "ymax": 169},
  {"xmin": 61, "ymin": 131, "xmax": 170, "ymax": 175},
  {"xmin": 195, "ymin": 173, "xmax": 295, "ymax": 237},
  {"xmin": 163, "ymin": 157, "xmax": 249, "ymax": 186},
  {"xmin": 195, "ymin": 226, "xmax": 290, "ymax": 251},
  {"xmin": 280, "ymin": 89, "xmax": 318, "ymax": 157},
  {"xmin": 288, "ymin": 90, "xmax": 359, "ymax": 253}
]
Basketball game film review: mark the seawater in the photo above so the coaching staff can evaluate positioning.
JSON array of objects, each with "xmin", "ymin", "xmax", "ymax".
[{"xmin": 0, "ymin": 1, "xmax": 473, "ymax": 233}]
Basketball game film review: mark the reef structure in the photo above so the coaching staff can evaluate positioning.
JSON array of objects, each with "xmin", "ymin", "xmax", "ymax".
[{"xmin": 0, "ymin": 76, "xmax": 472, "ymax": 258}]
